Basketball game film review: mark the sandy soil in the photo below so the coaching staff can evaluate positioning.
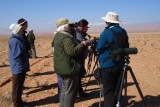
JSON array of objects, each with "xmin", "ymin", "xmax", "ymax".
[{"xmin": 0, "ymin": 33, "xmax": 160, "ymax": 107}]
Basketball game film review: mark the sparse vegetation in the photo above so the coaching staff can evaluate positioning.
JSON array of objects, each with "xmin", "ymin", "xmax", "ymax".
[{"xmin": 0, "ymin": 32, "xmax": 160, "ymax": 107}]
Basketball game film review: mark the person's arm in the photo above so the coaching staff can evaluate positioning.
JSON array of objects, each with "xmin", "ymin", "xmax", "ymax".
[
  {"xmin": 62, "ymin": 35, "xmax": 94, "ymax": 56},
  {"xmin": 63, "ymin": 36, "xmax": 85, "ymax": 56},
  {"xmin": 96, "ymin": 30, "xmax": 110, "ymax": 54}
]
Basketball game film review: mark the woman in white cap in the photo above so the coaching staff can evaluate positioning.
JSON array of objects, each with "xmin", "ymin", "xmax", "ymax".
[
  {"xmin": 96, "ymin": 12, "xmax": 129, "ymax": 107},
  {"xmin": 8, "ymin": 22, "xmax": 30, "ymax": 107}
]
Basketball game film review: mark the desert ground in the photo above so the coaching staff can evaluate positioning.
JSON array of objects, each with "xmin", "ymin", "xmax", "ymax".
[{"xmin": 0, "ymin": 32, "xmax": 160, "ymax": 107}]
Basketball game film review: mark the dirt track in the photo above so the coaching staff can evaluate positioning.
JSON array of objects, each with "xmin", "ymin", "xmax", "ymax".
[{"xmin": 0, "ymin": 33, "xmax": 160, "ymax": 107}]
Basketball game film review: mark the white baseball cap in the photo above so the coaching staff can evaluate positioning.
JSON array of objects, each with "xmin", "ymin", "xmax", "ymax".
[{"xmin": 9, "ymin": 23, "xmax": 22, "ymax": 34}]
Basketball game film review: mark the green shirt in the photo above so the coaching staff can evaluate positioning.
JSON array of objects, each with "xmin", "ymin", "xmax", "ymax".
[{"xmin": 27, "ymin": 31, "xmax": 35, "ymax": 44}]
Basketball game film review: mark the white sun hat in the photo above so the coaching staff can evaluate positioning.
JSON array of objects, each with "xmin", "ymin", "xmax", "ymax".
[
  {"xmin": 102, "ymin": 12, "xmax": 121, "ymax": 23},
  {"xmin": 9, "ymin": 23, "xmax": 16, "ymax": 31},
  {"xmin": 9, "ymin": 23, "xmax": 22, "ymax": 34}
]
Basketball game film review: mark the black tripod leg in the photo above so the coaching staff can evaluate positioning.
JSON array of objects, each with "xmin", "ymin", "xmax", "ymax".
[
  {"xmin": 115, "ymin": 70, "xmax": 123, "ymax": 97},
  {"xmin": 86, "ymin": 52, "xmax": 93, "ymax": 76},
  {"xmin": 116, "ymin": 66, "xmax": 127, "ymax": 107},
  {"xmin": 128, "ymin": 67, "xmax": 146, "ymax": 104},
  {"xmin": 123, "ymin": 68, "xmax": 128, "ymax": 106},
  {"xmin": 125, "ymin": 69, "xmax": 127, "ymax": 96}
]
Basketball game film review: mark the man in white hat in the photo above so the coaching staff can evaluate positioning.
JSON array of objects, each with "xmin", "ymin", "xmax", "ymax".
[
  {"xmin": 8, "ymin": 22, "xmax": 30, "ymax": 107},
  {"xmin": 96, "ymin": 12, "xmax": 129, "ymax": 107}
]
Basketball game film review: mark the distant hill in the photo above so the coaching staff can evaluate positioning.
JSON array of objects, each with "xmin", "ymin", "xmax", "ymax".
[
  {"xmin": 1, "ymin": 22, "xmax": 160, "ymax": 36},
  {"xmin": 88, "ymin": 22, "xmax": 160, "ymax": 34}
]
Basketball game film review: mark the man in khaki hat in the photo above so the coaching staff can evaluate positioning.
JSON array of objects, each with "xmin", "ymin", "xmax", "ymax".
[
  {"xmin": 52, "ymin": 18, "xmax": 72, "ymax": 102},
  {"xmin": 54, "ymin": 18, "xmax": 94, "ymax": 107},
  {"xmin": 56, "ymin": 18, "xmax": 70, "ymax": 27},
  {"xmin": 96, "ymin": 12, "xmax": 129, "ymax": 107}
]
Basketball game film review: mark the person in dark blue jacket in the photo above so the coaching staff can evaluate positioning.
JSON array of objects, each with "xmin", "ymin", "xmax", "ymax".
[
  {"xmin": 75, "ymin": 19, "xmax": 90, "ymax": 97},
  {"xmin": 96, "ymin": 12, "xmax": 129, "ymax": 107},
  {"xmin": 9, "ymin": 21, "xmax": 30, "ymax": 107}
]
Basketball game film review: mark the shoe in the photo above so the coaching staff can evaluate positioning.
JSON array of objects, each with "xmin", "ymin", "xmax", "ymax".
[
  {"xmin": 22, "ymin": 93, "xmax": 28, "ymax": 98},
  {"xmin": 23, "ymin": 101, "xmax": 29, "ymax": 107},
  {"xmin": 79, "ymin": 91, "xmax": 89, "ymax": 97}
]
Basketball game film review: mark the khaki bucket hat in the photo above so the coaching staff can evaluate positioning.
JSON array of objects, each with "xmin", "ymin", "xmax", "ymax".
[{"xmin": 102, "ymin": 12, "xmax": 121, "ymax": 23}]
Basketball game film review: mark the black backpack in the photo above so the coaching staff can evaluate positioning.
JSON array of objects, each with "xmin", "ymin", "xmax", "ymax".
[{"xmin": 109, "ymin": 28, "xmax": 129, "ymax": 61}]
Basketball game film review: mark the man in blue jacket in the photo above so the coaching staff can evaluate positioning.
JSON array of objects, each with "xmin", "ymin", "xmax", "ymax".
[
  {"xmin": 96, "ymin": 12, "xmax": 129, "ymax": 107},
  {"xmin": 9, "ymin": 20, "xmax": 30, "ymax": 107},
  {"xmin": 75, "ymin": 19, "xmax": 90, "ymax": 97}
]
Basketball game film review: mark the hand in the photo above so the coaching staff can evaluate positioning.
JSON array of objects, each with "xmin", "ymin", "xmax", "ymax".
[
  {"xmin": 90, "ymin": 37, "xmax": 95, "ymax": 42},
  {"xmin": 82, "ymin": 41, "xmax": 87, "ymax": 45}
]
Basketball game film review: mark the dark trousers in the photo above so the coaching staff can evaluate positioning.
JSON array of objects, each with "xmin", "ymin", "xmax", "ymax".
[
  {"xmin": 78, "ymin": 75, "xmax": 83, "ymax": 93},
  {"xmin": 57, "ymin": 74, "xmax": 62, "ymax": 101},
  {"xmin": 78, "ymin": 60, "xmax": 86, "ymax": 94},
  {"xmin": 100, "ymin": 66, "xmax": 120, "ymax": 107},
  {"xmin": 29, "ymin": 44, "xmax": 36, "ymax": 58},
  {"xmin": 12, "ymin": 72, "xmax": 26, "ymax": 107},
  {"xmin": 60, "ymin": 75, "xmax": 79, "ymax": 107}
]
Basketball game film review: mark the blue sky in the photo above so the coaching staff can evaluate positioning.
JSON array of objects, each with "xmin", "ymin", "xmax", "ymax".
[{"xmin": 0, "ymin": 0, "xmax": 160, "ymax": 35}]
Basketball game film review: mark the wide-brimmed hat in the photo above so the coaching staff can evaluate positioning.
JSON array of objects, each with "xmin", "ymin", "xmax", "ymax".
[
  {"xmin": 102, "ymin": 12, "xmax": 121, "ymax": 23},
  {"xmin": 9, "ymin": 23, "xmax": 22, "ymax": 34},
  {"xmin": 56, "ymin": 18, "xmax": 72, "ymax": 27}
]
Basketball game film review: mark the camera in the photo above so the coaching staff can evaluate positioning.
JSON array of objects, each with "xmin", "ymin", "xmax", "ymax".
[
  {"xmin": 90, "ymin": 37, "xmax": 99, "ymax": 55},
  {"xmin": 93, "ymin": 37, "xmax": 99, "ymax": 45}
]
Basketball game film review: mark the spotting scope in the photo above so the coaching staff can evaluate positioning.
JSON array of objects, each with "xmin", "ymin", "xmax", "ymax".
[{"xmin": 112, "ymin": 48, "xmax": 138, "ymax": 55}]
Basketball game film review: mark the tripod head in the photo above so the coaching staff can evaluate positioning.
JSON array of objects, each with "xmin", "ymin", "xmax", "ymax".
[{"xmin": 122, "ymin": 56, "xmax": 130, "ymax": 65}]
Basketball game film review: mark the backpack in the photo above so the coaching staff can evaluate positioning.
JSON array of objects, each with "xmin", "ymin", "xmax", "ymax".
[{"xmin": 109, "ymin": 28, "xmax": 129, "ymax": 61}]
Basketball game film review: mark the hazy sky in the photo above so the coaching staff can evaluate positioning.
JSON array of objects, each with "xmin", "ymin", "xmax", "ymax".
[{"xmin": 0, "ymin": 0, "xmax": 160, "ymax": 35}]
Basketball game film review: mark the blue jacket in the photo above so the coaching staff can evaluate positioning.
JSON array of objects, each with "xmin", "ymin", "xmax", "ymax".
[
  {"xmin": 9, "ymin": 34, "xmax": 30, "ymax": 74},
  {"xmin": 96, "ymin": 25, "xmax": 127, "ymax": 68}
]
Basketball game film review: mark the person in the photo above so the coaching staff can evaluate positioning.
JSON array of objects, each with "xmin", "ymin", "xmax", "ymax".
[
  {"xmin": 8, "ymin": 22, "xmax": 30, "ymax": 107},
  {"xmin": 54, "ymin": 18, "xmax": 94, "ymax": 107},
  {"xmin": 75, "ymin": 19, "xmax": 91, "ymax": 97},
  {"xmin": 27, "ymin": 29, "xmax": 37, "ymax": 58},
  {"xmin": 17, "ymin": 18, "xmax": 31, "ymax": 58},
  {"xmin": 96, "ymin": 12, "xmax": 129, "ymax": 107},
  {"xmin": 52, "ymin": 18, "xmax": 72, "ymax": 102}
]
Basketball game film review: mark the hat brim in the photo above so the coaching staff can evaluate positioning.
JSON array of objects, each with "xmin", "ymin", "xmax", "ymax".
[{"xmin": 102, "ymin": 17, "xmax": 121, "ymax": 24}]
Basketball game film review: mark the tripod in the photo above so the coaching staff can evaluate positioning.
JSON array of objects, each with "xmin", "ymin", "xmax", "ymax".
[
  {"xmin": 115, "ymin": 56, "xmax": 146, "ymax": 107},
  {"xmin": 84, "ymin": 54, "xmax": 99, "ymax": 91},
  {"xmin": 85, "ymin": 53, "xmax": 104, "ymax": 107}
]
